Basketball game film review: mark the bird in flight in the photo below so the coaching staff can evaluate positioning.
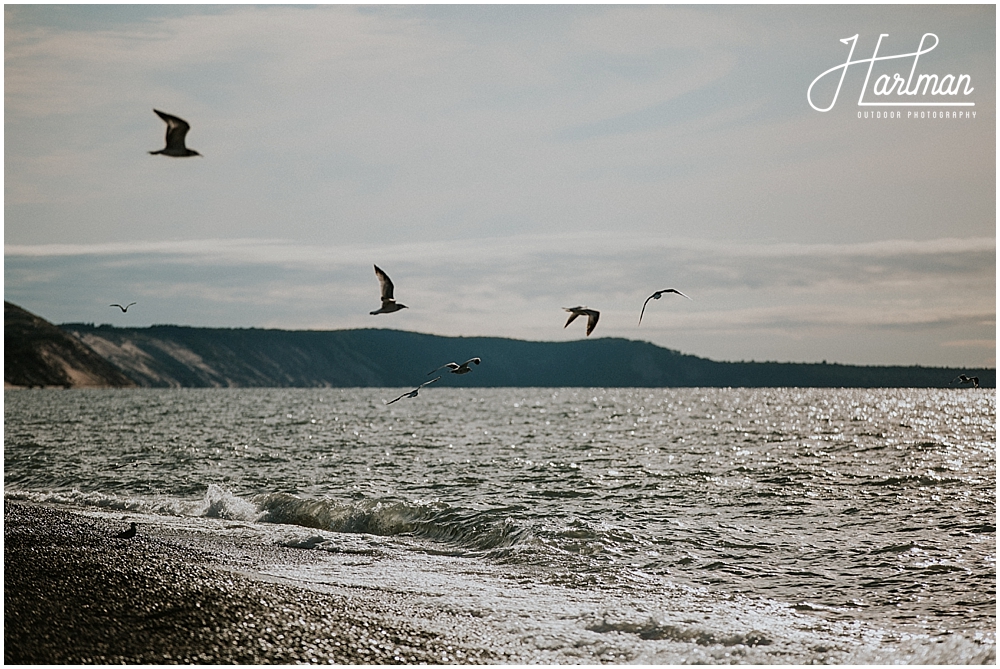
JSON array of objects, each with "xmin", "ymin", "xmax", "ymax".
[
  {"xmin": 149, "ymin": 109, "xmax": 201, "ymax": 157},
  {"xmin": 638, "ymin": 289, "xmax": 692, "ymax": 325},
  {"xmin": 384, "ymin": 377, "xmax": 440, "ymax": 405},
  {"xmin": 110, "ymin": 302, "xmax": 136, "ymax": 313},
  {"xmin": 115, "ymin": 522, "xmax": 137, "ymax": 539},
  {"xmin": 951, "ymin": 374, "xmax": 980, "ymax": 388},
  {"xmin": 564, "ymin": 306, "xmax": 600, "ymax": 336},
  {"xmin": 428, "ymin": 358, "xmax": 481, "ymax": 376},
  {"xmin": 370, "ymin": 265, "xmax": 408, "ymax": 315}
]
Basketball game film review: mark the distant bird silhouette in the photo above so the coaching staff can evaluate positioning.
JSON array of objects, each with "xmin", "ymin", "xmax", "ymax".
[
  {"xmin": 370, "ymin": 265, "xmax": 408, "ymax": 315},
  {"xmin": 384, "ymin": 377, "xmax": 440, "ymax": 405},
  {"xmin": 951, "ymin": 374, "xmax": 980, "ymax": 388},
  {"xmin": 110, "ymin": 302, "xmax": 136, "ymax": 313},
  {"xmin": 115, "ymin": 522, "xmax": 137, "ymax": 539},
  {"xmin": 638, "ymin": 289, "xmax": 692, "ymax": 325},
  {"xmin": 428, "ymin": 358, "xmax": 481, "ymax": 375},
  {"xmin": 149, "ymin": 109, "xmax": 201, "ymax": 157},
  {"xmin": 564, "ymin": 306, "xmax": 600, "ymax": 336}
]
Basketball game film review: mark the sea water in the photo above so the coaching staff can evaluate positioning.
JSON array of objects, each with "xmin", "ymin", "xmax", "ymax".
[{"xmin": 4, "ymin": 387, "xmax": 995, "ymax": 663}]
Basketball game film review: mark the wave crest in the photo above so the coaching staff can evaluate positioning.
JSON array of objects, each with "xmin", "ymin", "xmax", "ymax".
[{"xmin": 255, "ymin": 493, "xmax": 531, "ymax": 551}]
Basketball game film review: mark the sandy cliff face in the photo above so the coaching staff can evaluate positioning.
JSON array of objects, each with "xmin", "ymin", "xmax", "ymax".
[
  {"xmin": 70, "ymin": 329, "xmax": 231, "ymax": 388},
  {"xmin": 58, "ymin": 326, "xmax": 368, "ymax": 388},
  {"xmin": 4, "ymin": 302, "xmax": 136, "ymax": 388}
]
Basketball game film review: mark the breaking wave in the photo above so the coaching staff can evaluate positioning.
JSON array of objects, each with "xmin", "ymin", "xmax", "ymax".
[
  {"xmin": 5, "ymin": 484, "xmax": 532, "ymax": 554},
  {"xmin": 253, "ymin": 490, "xmax": 532, "ymax": 552}
]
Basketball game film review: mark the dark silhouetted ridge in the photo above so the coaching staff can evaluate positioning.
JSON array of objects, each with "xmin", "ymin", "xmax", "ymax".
[
  {"xmin": 4, "ymin": 302, "xmax": 135, "ymax": 388},
  {"xmin": 51, "ymin": 319, "xmax": 994, "ymax": 389}
]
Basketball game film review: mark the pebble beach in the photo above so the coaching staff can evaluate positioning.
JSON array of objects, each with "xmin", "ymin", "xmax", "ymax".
[{"xmin": 4, "ymin": 501, "xmax": 498, "ymax": 664}]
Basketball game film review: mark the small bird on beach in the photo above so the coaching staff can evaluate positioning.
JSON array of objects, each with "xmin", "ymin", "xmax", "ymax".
[
  {"xmin": 638, "ymin": 289, "xmax": 692, "ymax": 325},
  {"xmin": 384, "ymin": 377, "xmax": 440, "ymax": 405},
  {"xmin": 951, "ymin": 374, "xmax": 980, "ymax": 388},
  {"xmin": 564, "ymin": 306, "xmax": 600, "ymax": 336},
  {"xmin": 110, "ymin": 302, "xmax": 136, "ymax": 313},
  {"xmin": 370, "ymin": 265, "xmax": 408, "ymax": 315},
  {"xmin": 428, "ymin": 358, "xmax": 481, "ymax": 376},
  {"xmin": 149, "ymin": 109, "xmax": 201, "ymax": 157},
  {"xmin": 115, "ymin": 522, "xmax": 137, "ymax": 539}
]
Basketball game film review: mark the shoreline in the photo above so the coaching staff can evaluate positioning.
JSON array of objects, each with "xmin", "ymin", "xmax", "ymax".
[
  {"xmin": 5, "ymin": 499, "xmax": 996, "ymax": 665},
  {"xmin": 4, "ymin": 500, "xmax": 498, "ymax": 664}
]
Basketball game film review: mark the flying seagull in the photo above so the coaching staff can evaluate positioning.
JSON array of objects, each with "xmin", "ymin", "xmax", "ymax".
[
  {"xmin": 428, "ymin": 357, "xmax": 481, "ymax": 376},
  {"xmin": 384, "ymin": 377, "xmax": 440, "ymax": 405},
  {"xmin": 951, "ymin": 374, "xmax": 980, "ymax": 388},
  {"xmin": 370, "ymin": 265, "xmax": 408, "ymax": 315},
  {"xmin": 638, "ymin": 289, "xmax": 692, "ymax": 325},
  {"xmin": 564, "ymin": 306, "xmax": 600, "ymax": 336},
  {"xmin": 115, "ymin": 522, "xmax": 137, "ymax": 539},
  {"xmin": 110, "ymin": 302, "xmax": 136, "ymax": 312},
  {"xmin": 149, "ymin": 109, "xmax": 201, "ymax": 157}
]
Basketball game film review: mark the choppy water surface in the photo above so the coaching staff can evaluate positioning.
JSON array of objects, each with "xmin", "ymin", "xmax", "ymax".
[{"xmin": 5, "ymin": 387, "xmax": 995, "ymax": 663}]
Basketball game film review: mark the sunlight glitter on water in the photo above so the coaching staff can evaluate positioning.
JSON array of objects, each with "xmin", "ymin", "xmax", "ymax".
[{"xmin": 4, "ymin": 386, "xmax": 995, "ymax": 662}]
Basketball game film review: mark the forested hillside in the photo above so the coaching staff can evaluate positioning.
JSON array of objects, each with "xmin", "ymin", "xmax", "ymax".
[
  {"xmin": 54, "ymin": 320, "xmax": 994, "ymax": 389},
  {"xmin": 4, "ymin": 301, "xmax": 991, "ymax": 388}
]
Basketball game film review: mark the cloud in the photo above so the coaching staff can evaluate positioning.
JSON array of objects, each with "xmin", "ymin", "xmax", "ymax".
[
  {"xmin": 6, "ymin": 233, "xmax": 993, "ymax": 367},
  {"xmin": 569, "ymin": 6, "xmax": 753, "ymax": 54}
]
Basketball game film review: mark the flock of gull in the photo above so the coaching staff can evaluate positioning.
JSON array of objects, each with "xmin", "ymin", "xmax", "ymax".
[
  {"xmin": 110, "ymin": 109, "xmax": 984, "ymax": 407},
  {"xmin": 367, "ymin": 263, "xmax": 688, "ymax": 403},
  {"xmin": 132, "ymin": 109, "xmax": 696, "ymax": 405},
  {"xmin": 367, "ymin": 262, "xmax": 687, "ymax": 340},
  {"xmin": 369, "ymin": 263, "xmax": 687, "ymax": 335}
]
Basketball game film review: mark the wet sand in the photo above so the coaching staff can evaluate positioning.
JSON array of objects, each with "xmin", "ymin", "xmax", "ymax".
[{"xmin": 4, "ymin": 501, "xmax": 499, "ymax": 664}]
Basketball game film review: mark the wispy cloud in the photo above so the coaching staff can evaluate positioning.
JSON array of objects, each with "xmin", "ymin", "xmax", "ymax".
[{"xmin": 6, "ymin": 233, "xmax": 993, "ymax": 366}]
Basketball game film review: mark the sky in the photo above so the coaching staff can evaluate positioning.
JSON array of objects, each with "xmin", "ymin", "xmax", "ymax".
[{"xmin": 4, "ymin": 4, "xmax": 995, "ymax": 368}]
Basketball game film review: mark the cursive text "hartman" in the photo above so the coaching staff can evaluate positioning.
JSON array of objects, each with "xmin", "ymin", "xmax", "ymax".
[{"xmin": 808, "ymin": 34, "xmax": 974, "ymax": 112}]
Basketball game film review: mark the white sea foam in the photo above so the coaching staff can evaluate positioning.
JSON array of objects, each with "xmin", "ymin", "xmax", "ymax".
[
  {"xmin": 199, "ymin": 483, "xmax": 261, "ymax": 521},
  {"xmin": 4, "ymin": 488, "xmax": 195, "ymax": 517}
]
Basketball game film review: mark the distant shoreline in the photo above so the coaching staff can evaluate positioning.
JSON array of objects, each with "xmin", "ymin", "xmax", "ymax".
[
  {"xmin": 6, "ymin": 302, "xmax": 994, "ymax": 389},
  {"xmin": 53, "ymin": 323, "xmax": 1000, "ymax": 389}
]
